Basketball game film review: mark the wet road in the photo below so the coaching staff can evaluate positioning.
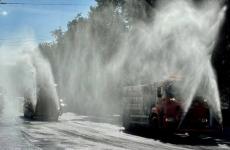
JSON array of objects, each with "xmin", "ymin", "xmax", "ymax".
[{"xmin": 0, "ymin": 113, "xmax": 230, "ymax": 149}]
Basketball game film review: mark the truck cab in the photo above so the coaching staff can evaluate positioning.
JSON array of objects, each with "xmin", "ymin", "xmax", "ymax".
[{"xmin": 122, "ymin": 80, "xmax": 222, "ymax": 134}]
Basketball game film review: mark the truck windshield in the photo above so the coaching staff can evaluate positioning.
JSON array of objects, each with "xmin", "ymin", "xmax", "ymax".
[{"xmin": 165, "ymin": 81, "xmax": 181, "ymax": 99}]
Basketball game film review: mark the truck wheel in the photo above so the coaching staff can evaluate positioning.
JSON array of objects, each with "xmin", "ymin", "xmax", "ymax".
[
  {"xmin": 149, "ymin": 113, "xmax": 159, "ymax": 129},
  {"xmin": 122, "ymin": 113, "xmax": 131, "ymax": 131}
]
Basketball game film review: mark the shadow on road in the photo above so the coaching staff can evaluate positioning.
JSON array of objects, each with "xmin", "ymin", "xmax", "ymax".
[{"xmin": 123, "ymin": 126, "xmax": 230, "ymax": 147}]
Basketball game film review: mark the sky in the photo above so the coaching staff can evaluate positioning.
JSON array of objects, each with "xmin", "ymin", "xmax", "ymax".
[{"xmin": 0, "ymin": 0, "xmax": 96, "ymax": 46}]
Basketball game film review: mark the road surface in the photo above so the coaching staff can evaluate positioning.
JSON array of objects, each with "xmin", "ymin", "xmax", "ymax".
[{"xmin": 0, "ymin": 113, "xmax": 230, "ymax": 150}]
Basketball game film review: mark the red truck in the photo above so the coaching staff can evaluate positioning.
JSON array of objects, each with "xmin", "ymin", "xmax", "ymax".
[{"xmin": 122, "ymin": 80, "xmax": 222, "ymax": 134}]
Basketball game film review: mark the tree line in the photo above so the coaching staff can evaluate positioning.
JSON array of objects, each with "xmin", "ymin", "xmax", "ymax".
[{"xmin": 39, "ymin": 0, "xmax": 230, "ymax": 115}]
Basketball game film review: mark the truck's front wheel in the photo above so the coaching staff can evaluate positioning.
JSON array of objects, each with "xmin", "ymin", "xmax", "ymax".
[
  {"xmin": 122, "ymin": 112, "xmax": 131, "ymax": 130},
  {"xmin": 149, "ymin": 112, "xmax": 159, "ymax": 129}
]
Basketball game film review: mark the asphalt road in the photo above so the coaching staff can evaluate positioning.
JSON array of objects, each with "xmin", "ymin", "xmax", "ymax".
[{"xmin": 0, "ymin": 113, "xmax": 230, "ymax": 150}]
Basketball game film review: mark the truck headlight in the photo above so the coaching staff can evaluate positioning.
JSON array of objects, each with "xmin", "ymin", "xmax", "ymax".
[
  {"xmin": 165, "ymin": 117, "xmax": 175, "ymax": 122},
  {"xmin": 201, "ymin": 118, "xmax": 208, "ymax": 123}
]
